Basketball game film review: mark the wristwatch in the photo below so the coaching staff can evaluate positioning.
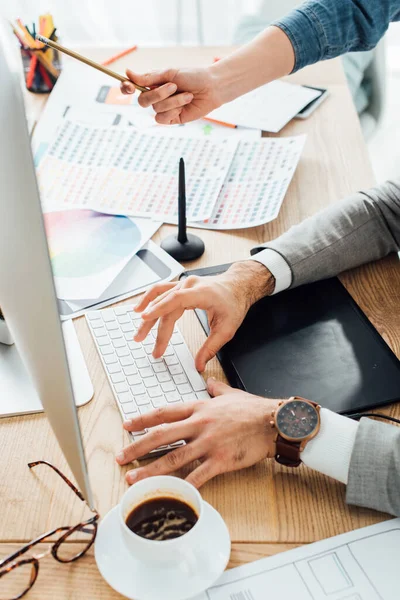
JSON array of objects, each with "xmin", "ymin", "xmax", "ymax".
[{"xmin": 270, "ymin": 397, "xmax": 321, "ymax": 467}]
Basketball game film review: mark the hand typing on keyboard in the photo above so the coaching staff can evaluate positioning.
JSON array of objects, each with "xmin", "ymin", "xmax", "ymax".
[
  {"xmin": 116, "ymin": 378, "xmax": 280, "ymax": 488},
  {"xmin": 133, "ymin": 261, "xmax": 275, "ymax": 372}
]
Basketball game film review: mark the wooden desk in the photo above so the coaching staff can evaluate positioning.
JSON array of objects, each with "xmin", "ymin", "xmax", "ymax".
[{"xmin": 2, "ymin": 47, "xmax": 400, "ymax": 599}]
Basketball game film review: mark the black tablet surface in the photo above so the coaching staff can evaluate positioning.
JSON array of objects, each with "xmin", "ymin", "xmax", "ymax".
[{"xmin": 181, "ymin": 265, "xmax": 400, "ymax": 414}]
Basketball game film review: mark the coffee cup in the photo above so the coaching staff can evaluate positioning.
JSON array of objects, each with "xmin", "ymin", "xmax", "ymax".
[{"xmin": 119, "ymin": 475, "xmax": 205, "ymax": 565}]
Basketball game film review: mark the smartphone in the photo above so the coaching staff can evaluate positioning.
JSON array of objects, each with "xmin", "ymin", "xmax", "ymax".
[{"xmin": 295, "ymin": 86, "xmax": 329, "ymax": 119}]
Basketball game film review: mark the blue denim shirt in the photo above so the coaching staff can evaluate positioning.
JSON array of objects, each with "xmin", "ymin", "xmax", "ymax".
[{"xmin": 274, "ymin": 0, "xmax": 400, "ymax": 72}]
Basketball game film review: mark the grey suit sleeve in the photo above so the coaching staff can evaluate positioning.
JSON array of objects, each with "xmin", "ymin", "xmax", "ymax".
[
  {"xmin": 251, "ymin": 178, "xmax": 400, "ymax": 288},
  {"xmin": 347, "ymin": 418, "xmax": 400, "ymax": 516}
]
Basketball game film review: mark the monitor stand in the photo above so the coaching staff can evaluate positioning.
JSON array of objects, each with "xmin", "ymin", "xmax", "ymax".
[{"xmin": 0, "ymin": 320, "xmax": 94, "ymax": 418}]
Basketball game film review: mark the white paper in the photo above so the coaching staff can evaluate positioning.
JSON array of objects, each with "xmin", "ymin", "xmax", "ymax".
[
  {"xmin": 147, "ymin": 120, "xmax": 262, "ymax": 141},
  {"xmin": 36, "ymin": 119, "xmax": 238, "ymax": 223},
  {"xmin": 196, "ymin": 518, "xmax": 400, "ymax": 600},
  {"xmin": 191, "ymin": 135, "xmax": 306, "ymax": 229},
  {"xmin": 208, "ymin": 80, "xmax": 320, "ymax": 133},
  {"xmin": 62, "ymin": 239, "xmax": 183, "ymax": 319}
]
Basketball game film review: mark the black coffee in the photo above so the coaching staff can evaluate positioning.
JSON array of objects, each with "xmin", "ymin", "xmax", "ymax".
[{"xmin": 126, "ymin": 496, "xmax": 198, "ymax": 541}]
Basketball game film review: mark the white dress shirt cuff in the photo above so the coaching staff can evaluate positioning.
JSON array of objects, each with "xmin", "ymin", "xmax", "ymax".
[
  {"xmin": 302, "ymin": 408, "xmax": 359, "ymax": 484},
  {"xmin": 249, "ymin": 248, "xmax": 292, "ymax": 295}
]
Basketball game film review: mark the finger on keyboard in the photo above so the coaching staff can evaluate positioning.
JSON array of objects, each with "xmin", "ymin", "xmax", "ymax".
[
  {"xmin": 134, "ymin": 282, "xmax": 176, "ymax": 313},
  {"xmin": 134, "ymin": 318, "xmax": 155, "ymax": 342},
  {"xmin": 118, "ymin": 421, "xmax": 193, "ymax": 463},
  {"xmin": 123, "ymin": 402, "xmax": 195, "ymax": 431}
]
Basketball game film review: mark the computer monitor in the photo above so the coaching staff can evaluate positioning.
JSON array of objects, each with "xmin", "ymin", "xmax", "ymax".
[{"xmin": 0, "ymin": 22, "xmax": 95, "ymax": 509}]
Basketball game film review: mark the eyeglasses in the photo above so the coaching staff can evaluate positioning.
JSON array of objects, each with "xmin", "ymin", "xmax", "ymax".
[{"xmin": 0, "ymin": 461, "xmax": 99, "ymax": 600}]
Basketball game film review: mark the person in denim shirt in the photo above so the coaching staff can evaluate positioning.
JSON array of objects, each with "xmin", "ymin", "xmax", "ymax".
[{"xmin": 116, "ymin": 1, "xmax": 400, "ymax": 517}]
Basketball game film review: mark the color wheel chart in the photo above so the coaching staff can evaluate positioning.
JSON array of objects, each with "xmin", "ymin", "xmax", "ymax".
[{"xmin": 44, "ymin": 209, "xmax": 150, "ymax": 300}]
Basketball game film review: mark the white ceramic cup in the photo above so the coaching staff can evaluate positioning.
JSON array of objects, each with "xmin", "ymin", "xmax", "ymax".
[{"xmin": 119, "ymin": 475, "xmax": 204, "ymax": 565}]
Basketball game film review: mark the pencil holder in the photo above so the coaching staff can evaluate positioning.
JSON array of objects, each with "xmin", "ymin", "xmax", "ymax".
[
  {"xmin": 21, "ymin": 44, "xmax": 61, "ymax": 93},
  {"xmin": 0, "ymin": 308, "xmax": 14, "ymax": 346}
]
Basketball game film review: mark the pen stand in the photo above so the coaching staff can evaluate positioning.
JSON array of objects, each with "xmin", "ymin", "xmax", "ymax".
[{"xmin": 21, "ymin": 45, "xmax": 61, "ymax": 93}]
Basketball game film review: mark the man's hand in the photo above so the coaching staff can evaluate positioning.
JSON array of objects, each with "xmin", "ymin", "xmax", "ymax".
[
  {"xmin": 134, "ymin": 261, "xmax": 275, "ymax": 372},
  {"xmin": 121, "ymin": 67, "xmax": 221, "ymax": 125},
  {"xmin": 116, "ymin": 379, "xmax": 281, "ymax": 488}
]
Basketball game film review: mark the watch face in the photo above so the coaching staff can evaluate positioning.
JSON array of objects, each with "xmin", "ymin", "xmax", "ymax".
[{"xmin": 276, "ymin": 400, "xmax": 319, "ymax": 440}]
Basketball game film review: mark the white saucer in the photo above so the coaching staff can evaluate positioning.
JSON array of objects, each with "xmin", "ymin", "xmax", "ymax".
[{"xmin": 94, "ymin": 502, "xmax": 231, "ymax": 600}]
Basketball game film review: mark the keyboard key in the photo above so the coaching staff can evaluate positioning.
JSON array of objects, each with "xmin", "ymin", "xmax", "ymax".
[
  {"xmin": 122, "ymin": 402, "xmax": 138, "ymax": 415},
  {"xmin": 136, "ymin": 358, "xmax": 149, "ymax": 369},
  {"xmin": 171, "ymin": 332, "xmax": 184, "ymax": 345},
  {"xmin": 103, "ymin": 354, "xmax": 117, "ymax": 364},
  {"xmin": 117, "ymin": 347, "xmax": 130, "ymax": 357},
  {"xmin": 106, "ymin": 321, "xmax": 119, "ymax": 331},
  {"xmin": 153, "ymin": 362, "xmax": 167, "ymax": 373},
  {"xmin": 111, "ymin": 374, "xmax": 125, "ymax": 386},
  {"xmin": 132, "ymin": 349, "xmax": 146, "ymax": 359},
  {"xmin": 127, "ymin": 375, "xmax": 142, "ymax": 386},
  {"xmin": 196, "ymin": 391, "xmax": 210, "ymax": 400},
  {"xmin": 107, "ymin": 364, "xmax": 122, "ymax": 375},
  {"xmin": 121, "ymin": 322, "xmax": 134, "ymax": 333},
  {"xmin": 102, "ymin": 309, "xmax": 116, "ymax": 322},
  {"xmin": 173, "ymin": 374, "xmax": 187, "ymax": 385},
  {"xmin": 151, "ymin": 396, "xmax": 167, "ymax": 408},
  {"xmin": 131, "ymin": 383, "xmax": 146, "ymax": 396},
  {"xmin": 139, "ymin": 405, "xmax": 153, "ymax": 415},
  {"xmin": 156, "ymin": 372, "xmax": 171, "ymax": 383},
  {"xmin": 142, "ymin": 334, "xmax": 154, "ymax": 346},
  {"xmin": 124, "ymin": 332, "xmax": 134, "ymax": 341},
  {"xmin": 149, "ymin": 355, "xmax": 163, "ymax": 363},
  {"xmin": 133, "ymin": 318, "xmax": 142, "ymax": 327},
  {"xmin": 148, "ymin": 386, "xmax": 162, "ymax": 398},
  {"xmin": 123, "ymin": 365, "xmax": 137, "ymax": 376},
  {"xmin": 169, "ymin": 364, "xmax": 183, "ymax": 375},
  {"xmin": 109, "ymin": 330, "xmax": 122, "ymax": 340},
  {"xmin": 118, "ymin": 315, "xmax": 130, "ymax": 324},
  {"xmin": 115, "ymin": 306, "xmax": 129, "ymax": 316},
  {"xmin": 161, "ymin": 381, "xmax": 176, "ymax": 393},
  {"xmin": 115, "ymin": 382, "xmax": 129, "ymax": 393},
  {"xmin": 96, "ymin": 336, "xmax": 110, "ymax": 346},
  {"xmin": 135, "ymin": 394, "xmax": 151, "ymax": 406},
  {"xmin": 144, "ymin": 346, "xmax": 154, "ymax": 354},
  {"xmin": 94, "ymin": 327, "xmax": 107, "ymax": 338},
  {"xmin": 118, "ymin": 391, "xmax": 133, "ymax": 404},
  {"xmin": 174, "ymin": 344, "xmax": 207, "ymax": 392},
  {"xmin": 177, "ymin": 383, "xmax": 192, "ymax": 395},
  {"xmin": 112, "ymin": 339, "xmax": 126, "ymax": 349},
  {"xmin": 91, "ymin": 320, "xmax": 105, "ymax": 329},
  {"xmin": 163, "ymin": 347, "xmax": 174, "ymax": 356},
  {"xmin": 100, "ymin": 345, "xmax": 114, "ymax": 355},
  {"xmin": 166, "ymin": 391, "xmax": 181, "ymax": 402},
  {"xmin": 129, "ymin": 341, "xmax": 142, "ymax": 351},
  {"xmin": 87, "ymin": 312, "xmax": 101, "ymax": 321},
  {"xmin": 181, "ymin": 393, "xmax": 197, "ymax": 403},
  {"xmin": 138, "ymin": 367, "xmax": 153, "ymax": 378},
  {"xmin": 165, "ymin": 355, "xmax": 179, "ymax": 366},
  {"xmin": 120, "ymin": 356, "xmax": 134, "ymax": 367},
  {"xmin": 144, "ymin": 376, "xmax": 158, "ymax": 388}
]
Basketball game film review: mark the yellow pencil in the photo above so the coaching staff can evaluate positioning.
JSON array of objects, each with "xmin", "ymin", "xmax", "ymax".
[{"xmin": 36, "ymin": 35, "xmax": 149, "ymax": 92}]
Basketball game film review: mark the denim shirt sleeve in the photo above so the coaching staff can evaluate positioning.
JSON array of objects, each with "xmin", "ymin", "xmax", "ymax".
[{"xmin": 273, "ymin": 0, "xmax": 400, "ymax": 72}]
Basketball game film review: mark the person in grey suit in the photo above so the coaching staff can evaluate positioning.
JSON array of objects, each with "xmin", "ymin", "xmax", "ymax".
[{"xmin": 117, "ymin": 0, "xmax": 400, "ymax": 516}]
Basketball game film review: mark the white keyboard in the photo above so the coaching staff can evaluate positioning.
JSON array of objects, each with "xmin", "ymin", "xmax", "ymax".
[{"xmin": 86, "ymin": 305, "xmax": 210, "ymax": 458}]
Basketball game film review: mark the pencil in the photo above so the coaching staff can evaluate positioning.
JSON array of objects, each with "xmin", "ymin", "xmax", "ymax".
[
  {"xmin": 102, "ymin": 45, "xmax": 137, "ymax": 66},
  {"xmin": 204, "ymin": 116, "xmax": 237, "ymax": 129},
  {"xmin": 36, "ymin": 35, "xmax": 149, "ymax": 92}
]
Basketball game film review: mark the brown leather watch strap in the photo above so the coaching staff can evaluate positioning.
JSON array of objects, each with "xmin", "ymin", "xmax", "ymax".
[{"xmin": 275, "ymin": 435, "xmax": 302, "ymax": 467}]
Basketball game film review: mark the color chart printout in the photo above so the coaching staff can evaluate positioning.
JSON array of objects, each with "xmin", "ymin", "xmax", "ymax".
[
  {"xmin": 37, "ymin": 120, "xmax": 238, "ymax": 222},
  {"xmin": 191, "ymin": 135, "xmax": 306, "ymax": 229}
]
